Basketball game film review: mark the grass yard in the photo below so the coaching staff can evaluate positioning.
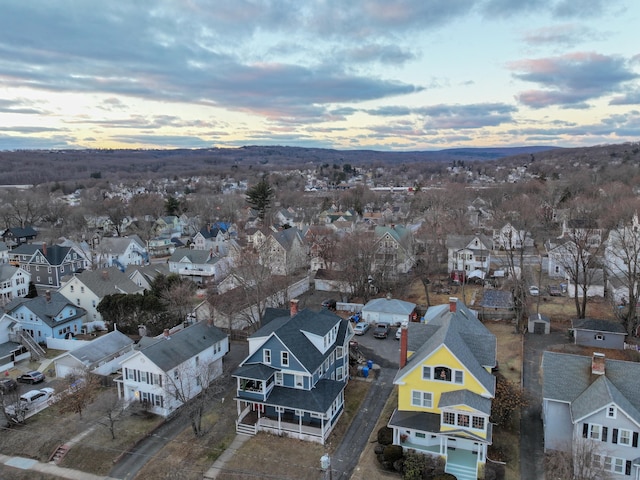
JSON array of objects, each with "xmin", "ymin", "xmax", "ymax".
[{"xmin": 213, "ymin": 379, "xmax": 371, "ymax": 480}]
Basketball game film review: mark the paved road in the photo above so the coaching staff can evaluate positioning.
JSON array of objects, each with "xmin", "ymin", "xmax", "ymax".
[
  {"xmin": 108, "ymin": 341, "xmax": 248, "ymax": 480},
  {"xmin": 520, "ymin": 331, "xmax": 566, "ymax": 480}
]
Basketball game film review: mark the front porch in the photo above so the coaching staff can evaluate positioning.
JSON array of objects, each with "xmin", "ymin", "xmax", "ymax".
[{"xmin": 236, "ymin": 401, "xmax": 337, "ymax": 444}]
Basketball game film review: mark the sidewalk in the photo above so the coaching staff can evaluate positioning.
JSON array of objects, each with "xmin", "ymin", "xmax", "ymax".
[
  {"xmin": 202, "ymin": 434, "xmax": 251, "ymax": 479},
  {"xmin": 0, "ymin": 453, "xmax": 119, "ymax": 480}
]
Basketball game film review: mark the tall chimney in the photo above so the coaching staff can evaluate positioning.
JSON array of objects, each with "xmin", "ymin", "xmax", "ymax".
[
  {"xmin": 400, "ymin": 324, "xmax": 408, "ymax": 369},
  {"xmin": 42, "ymin": 242, "xmax": 47, "ymax": 257},
  {"xmin": 290, "ymin": 299, "xmax": 299, "ymax": 317},
  {"xmin": 592, "ymin": 352, "xmax": 605, "ymax": 375},
  {"xmin": 449, "ymin": 297, "xmax": 457, "ymax": 313}
]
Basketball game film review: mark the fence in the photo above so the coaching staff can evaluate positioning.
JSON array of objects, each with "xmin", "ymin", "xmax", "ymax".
[
  {"xmin": 46, "ymin": 337, "xmax": 90, "ymax": 351},
  {"xmin": 337, "ymin": 302, "xmax": 364, "ymax": 313}
]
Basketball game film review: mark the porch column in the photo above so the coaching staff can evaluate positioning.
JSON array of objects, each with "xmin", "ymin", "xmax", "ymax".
[
  {"xmin": 277, "ymin": 410, "xmax": 281, "ymax": 433},
  {"xmin": 440, "ymin": 437, "xmax": 447, "ymax": 455},
  {"xmin": 299, "ymin": 412, "xmax": 302, "ymax": 434}
]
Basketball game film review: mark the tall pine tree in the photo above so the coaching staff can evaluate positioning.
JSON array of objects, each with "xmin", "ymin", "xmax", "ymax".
[{"xmin": 246, "ymin": 179, "xmax": 273, "ymax": 221}]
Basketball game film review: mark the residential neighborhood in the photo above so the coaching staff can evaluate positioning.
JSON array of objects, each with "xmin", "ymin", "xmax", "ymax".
[{"xmin": 1, "ymin": 143, "xmax": 640, "ymax": 480}]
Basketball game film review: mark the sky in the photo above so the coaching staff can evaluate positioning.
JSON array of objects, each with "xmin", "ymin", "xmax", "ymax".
[{"xmin": 0, "ymin": 0, "xmax": 639, "ymax": 151}]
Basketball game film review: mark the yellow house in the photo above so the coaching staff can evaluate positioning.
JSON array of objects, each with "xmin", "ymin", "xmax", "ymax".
[{"xmin": 388, "ymin": 298, "xmax": 496, "ymax": 480}]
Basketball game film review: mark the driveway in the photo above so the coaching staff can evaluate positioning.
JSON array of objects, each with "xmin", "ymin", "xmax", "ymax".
[{"xmin": 520, "ymin": 331, "xmax": 566, "ymax": 480}]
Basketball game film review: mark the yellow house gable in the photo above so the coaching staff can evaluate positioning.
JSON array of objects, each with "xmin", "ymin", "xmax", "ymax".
[{"xmin": 397, "ymin": 344, "xmax": 492, "ymax": 414}]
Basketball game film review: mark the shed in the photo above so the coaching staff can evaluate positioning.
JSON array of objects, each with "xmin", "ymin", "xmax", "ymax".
[
  {"xmin": 477, "ymin": 290, "xmax": 514, "ymax": 321},
  {"xmin": 528, "ymin": 313, "xmax": 550, "ymax": 334},
  {"xmin": 571, "ymin": 318, "xmax": 627, "ymax": 350},
  {"xmin": 361, "ymin": 296, "xmax": 416, "ymax": 325}
]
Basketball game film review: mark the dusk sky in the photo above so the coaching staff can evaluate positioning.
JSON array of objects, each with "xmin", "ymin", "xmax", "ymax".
[{"xmin": 1, "ymin": 1, "xmax": 639, "ymax": 151}]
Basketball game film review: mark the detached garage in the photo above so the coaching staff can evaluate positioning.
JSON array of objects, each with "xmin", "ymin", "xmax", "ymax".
[
  {"xmin": 361, "ymin": 296, "xmax": 416, "ymax": 325},
  {"xmin": 528, "ymin": 313, "xmax": 550, "ymax": 334}
]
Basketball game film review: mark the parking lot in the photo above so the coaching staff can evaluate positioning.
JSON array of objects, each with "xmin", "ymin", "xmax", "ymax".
[{"xmin": 350, "ymin": 320, "xmax": 402, "ymax": 368}]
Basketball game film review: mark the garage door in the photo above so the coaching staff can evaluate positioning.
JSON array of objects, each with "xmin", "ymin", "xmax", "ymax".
[{"xmin": 533, "ymin": 322, "xmax": 546, "ymax": 334}]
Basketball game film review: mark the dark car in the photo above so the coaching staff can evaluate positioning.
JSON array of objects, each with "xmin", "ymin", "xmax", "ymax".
[
  {"xmin": 548, "ymin": 285, "xmax": 562, "ymax": 296},
  {"xmin": 17, "ymin": 370, "xmax": 45, "ymax": 384},
  {"xmin": 0, "ymin": 378, "xmax": 18, "ymax": 393},
  {"xmin": 321, "ymin": 299, "xmax": 337, "ymax": 310},
  {"xmin": 373, "ymin": 323, "xmax": 390, "ymax": 339}
]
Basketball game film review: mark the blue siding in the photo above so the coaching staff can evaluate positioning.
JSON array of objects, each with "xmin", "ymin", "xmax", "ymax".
[{"xmin": 247, "ymin": 336, "xmax": 306, "ymax": 373}]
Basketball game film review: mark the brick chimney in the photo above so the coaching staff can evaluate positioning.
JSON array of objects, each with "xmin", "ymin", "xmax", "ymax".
[
  {"xmin": 42, "ymin": 242, "xmax": 47, "ymax": 257},
  {"xmin": 399, "ymin": 324, "xmax": 409, "ymax": 368},
  {"xmin": 290, "ymin": 299, "xmax": 299, "ymax": 317},
  {"xmin": 45, "ymin": 290, "xmax": 51, "ymax": 302},
  {"xmin": 449, "ymin": 297, "xmax": 457, "ymax": 313},
  {"xmin": 592, "ymin": 352, "xmax": 605, "ymax": 375},
  {"xmin": 163, "ymin": 328, "xmax": 171, "ymax": 340}
]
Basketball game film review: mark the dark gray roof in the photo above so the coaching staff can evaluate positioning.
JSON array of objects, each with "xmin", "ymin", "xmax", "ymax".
[
  {"xmin": 388, "ymin": 409, "xmax": 493, "ymax": 444},
  {"xmin": 249, "ymin": 308, "xmax": 350, "ymax": 372},
  {"xmin": 140, "ymin": 321, "xmax": 227, "ymax": 372},
  {"xmin": 571, "ymin": 318, "xmax": 627, "ymax": 334},
  {"xmin": 542, "ymin": 351, "xmax": 640, "ymax": 424},
  {"xmin": 6, "ymin": 291, "xmax": 86, "ymax": 328},
  {"xmin": 478, "ymin": 290, "xmax": 514, "ymax": 309},
  {"xmin": 10, "ymin": 243, "xmax": 73, "ymax": 266},
  {"xmin": 234, "ymin": 362, "xmax": 279, "ymax": 381},
  {"xmin": 439, "ymin": 390, "xmax": 492, "ymax": 415},
  {"xmin": 0, "ymin": 341, "xmax": 22, "ymax": 358},
  {"xmin": 271, "ymin": 228, "xmax": 302, "ymax": 251},
  {"xmin": 396, "ymin": 300, "xmax": 496, "ymax": 396},
  {"xmin": 67, "ymin": 330, "xmax": 134, "ymax": 365},
  {"xmin": 263, "ymin": 379, "xmax": 345, "ymax": 413},
  {"xmin": 169, "ymin": 247, "xmax": 219, "ymax": 265}
]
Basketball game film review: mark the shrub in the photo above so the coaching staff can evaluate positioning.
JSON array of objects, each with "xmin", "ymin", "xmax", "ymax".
[
  {"xmin": 383, "ymin": 445, "xmax": 404, "ymax": 464},
  {"xmin": 377, "ymin": 426, "xmax": 394, "ymax": 445},
  {"xmin": 402, "ymin": 452, "xmax": 446, "ymax": 480}
]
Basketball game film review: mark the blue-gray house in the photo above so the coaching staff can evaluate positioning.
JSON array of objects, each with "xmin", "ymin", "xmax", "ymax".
[
  {"xmin": 233, "ymin": 303, "xmax": 354, "ymax": 444},
  {"xmin": 5, "ymin": 290, "xmax": 87, "ymax": 343}
]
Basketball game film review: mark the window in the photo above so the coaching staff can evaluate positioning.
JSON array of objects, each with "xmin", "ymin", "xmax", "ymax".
[
  {"xmin": 443, "ymin": 412, "xmax": 455, "ymax": 425},
  {"xmin": 458, "ymin": 414, "xmax": 469, "ymax": 427},
  {"xmin": 70, "ymin": 286, "xmax": 74, "ymax": 293},
  {"xmin": 81, "ymin": 287, "xmax": 84, "ymax": 293},
  {"xmin": 415, "ymin": 432, "xmax": 426, "ymax": 439},
  {"xmin": 589, "ymin": 424, "xmax": 601, "ymax": 440},
  {"xmin": 336, "ymin": 346, "xmax": 343, "ymax": 358},
  {"xmin": 281, "ymin": 351, "xmax": 289, "ymax": 367},
  {"xmin": 411, "ymin": 390, "xmax": 433, "ymax": 408},
  {"xmin": 618, "ymin": 429, "xmax": 631, "ymax": 445},
  {"xmin": 422, "ymin": 366, "xmax": 431, "ymax": 380},
  {"xmin": 472, "ymin": 416, "xmax": 485, "ymax": 429},
  {"xmin": 336, "ymin": 366, "xmax": 344, "ymax": 381},
  {"xmin": 607, "ymin": 406, "xmax": 616, "ymax": 418},
  {"xmin": 454, "ymin": 371, "xmax": 463, "ymax": 384},
  {"xmin": 595, "ymin": 334, "xmax": 604, "ymax": 341},
  {"xmin": 294, "ymin": 375, "xmax": 304, "ymax": 388},
  {"xmin": 263, "ymin": 349, "xmax": 271, "ymax": 364},
  {"xmin": 275, "ymin": 372, "xmax": 283, "ymax": 385}
]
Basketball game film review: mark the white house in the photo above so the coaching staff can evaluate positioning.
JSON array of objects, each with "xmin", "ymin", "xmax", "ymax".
[
  {"xmin": 94, "ymin": 236, "xmax": 148, "ymax": 271},
  {"xmin": 58, "ymin": 267, "xmax": 144, "ymax": 325},
  {"xmin": 446, "ymin": 234, "xmax": 492, "ymax": 274},
  {"xmin": 168, "ymin": 248, "xmax": 231, "ymax": 286},
  {"xmin": 0, "ymin": 264, "xmax": 30, "ymax": 307},
  {"xmin": 116, "ymin": 322, "xmax": 228, "ymax": 417},
  {"xmin": 0, "ymin": 313, "xmax": 30, "ymax": 371}
]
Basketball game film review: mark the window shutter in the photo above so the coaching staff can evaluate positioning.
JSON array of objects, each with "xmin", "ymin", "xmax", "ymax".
[
  {"xmin": 633, "ymin": 432, "xmax": 638, "ymax": 448},
  {"xmin": 583, "ymin": 423, "xmax": 588, "ymax": 438},
  {"xmin": 612, "ymin": 428, "xmax": 618, "ymax": 444},
  {"xmin": 602, "ymin": 426, "xmax": 608, "ymax": 442},
  {"xmin": 626, "ymin": 460, "xmax": 632, "ymax": 476}
]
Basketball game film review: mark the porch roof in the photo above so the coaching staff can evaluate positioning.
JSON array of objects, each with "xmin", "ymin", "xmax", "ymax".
[
  {"xmin": 387, "ymin": 409, "xmax": 492, "ymax": 444},
  {"xmin": 233, "ymin": 363, "xmax": 279, "ymax": 381},
  {"xmin": 265, "ymin": 379, "xmax": 345, "ymax": 413}
]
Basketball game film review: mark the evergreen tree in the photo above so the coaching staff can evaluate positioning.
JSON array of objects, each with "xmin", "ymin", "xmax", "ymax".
[
  {"xmin": 25, "ymin": 281, "xmax": 38, "ymax": 298},
  {"xmin": 246, "ymin": 179, "xmax": 274, "ymax": 220}
]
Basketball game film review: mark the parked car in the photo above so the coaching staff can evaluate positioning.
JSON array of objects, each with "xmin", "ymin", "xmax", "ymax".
[
  {"xmin": 548, "ymin": 285, "xmax": 562, "ymax": 296},
  {"xmin": 354, "ymin": 322, "xmax": 370, "ymax": 336},
  {"xmin": 0, "ymin": 378, "xmax": 18, "ymax": 393},
  {"xmin": 395, "ymin": 321, "xmax": 408, "ymax": 340},
  {"xmin": 373, "ymin": 323, "xmax": 390, "ymax": 339},
  {"xmin": 16, "ymin": 371, "xmax": 45, "ymax": 384},
  {"xmin": 529, "ymin": 286, "xmax": 540, "ymax": 296},
  {"xmin": 321, "ymin": 299, "xmax": 337, "ymax": 310}
]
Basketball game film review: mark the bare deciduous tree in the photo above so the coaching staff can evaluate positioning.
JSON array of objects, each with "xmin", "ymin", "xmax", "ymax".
[
  {"xmin": 55, "ymin": 369, "xmax": 102, "ymax": 418},
  {"xmin": 545, "ymin": 439, "xmax": 612, "ymax": 480}
]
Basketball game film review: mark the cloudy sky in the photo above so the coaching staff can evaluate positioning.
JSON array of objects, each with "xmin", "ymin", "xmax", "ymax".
[{"xmin": 1, "ymin": 0, "xmax": 639, "ymax": 151}]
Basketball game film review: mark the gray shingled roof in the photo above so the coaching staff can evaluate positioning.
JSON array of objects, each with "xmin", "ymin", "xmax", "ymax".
[
  {"xmin": 0, "ymin": 264, "xmax": 22, "ymax": 282},
  {"xmin": 478, "ymin": 290, "xmax": 514, "ymax": 309},
  {"xmin": 67, "ymin": 330, "xmax": 133, "ymax": 365},
  {"xmin": 271, "ymin": 228, "xmax": 302, "ymax": 251},
  {"xmin": 363, "ymin": 297, "xmax": 416, "ymax": 315},
  {"xmin": 169, "ymin": 248, "xmax": 219, "ymax": 265},
  {"xmin": 387, "ymin": 409, "xmax": 494, "ymax": 444},
  {"xmin": 571, "ymin": 318, "xmax": 627, "ymax": 334},
  {"xmin": 542, "ymin": 351, "xmax": 640, "ymax": 424},
  {"xmin": 439, "ymin": 390, "xmax": 492, "ymax": 415},
  {"xmin": 264, "ymin": 379, "xmax": 345, "ymax": 413},
  {"xmin": 249, "ymin": 308, "xmax": 350, "ymax": 373},
  {"xmin": 234, "ymin": 362, "xmax": 279, "ymax": 381},
  {"xmin": 6, "ymin": 291, "xmax": 86, "ymax": 328},
  {"xmin": 140, "ymin": 321, "xmax": 227, "ymax": 372},
  {"xmin": 68, "ymin": 267, "xmax": 143, "ymax": 297},
  {"xmin": 10, "ymin": 243, "xmax": 73, "ymax": 266}
]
